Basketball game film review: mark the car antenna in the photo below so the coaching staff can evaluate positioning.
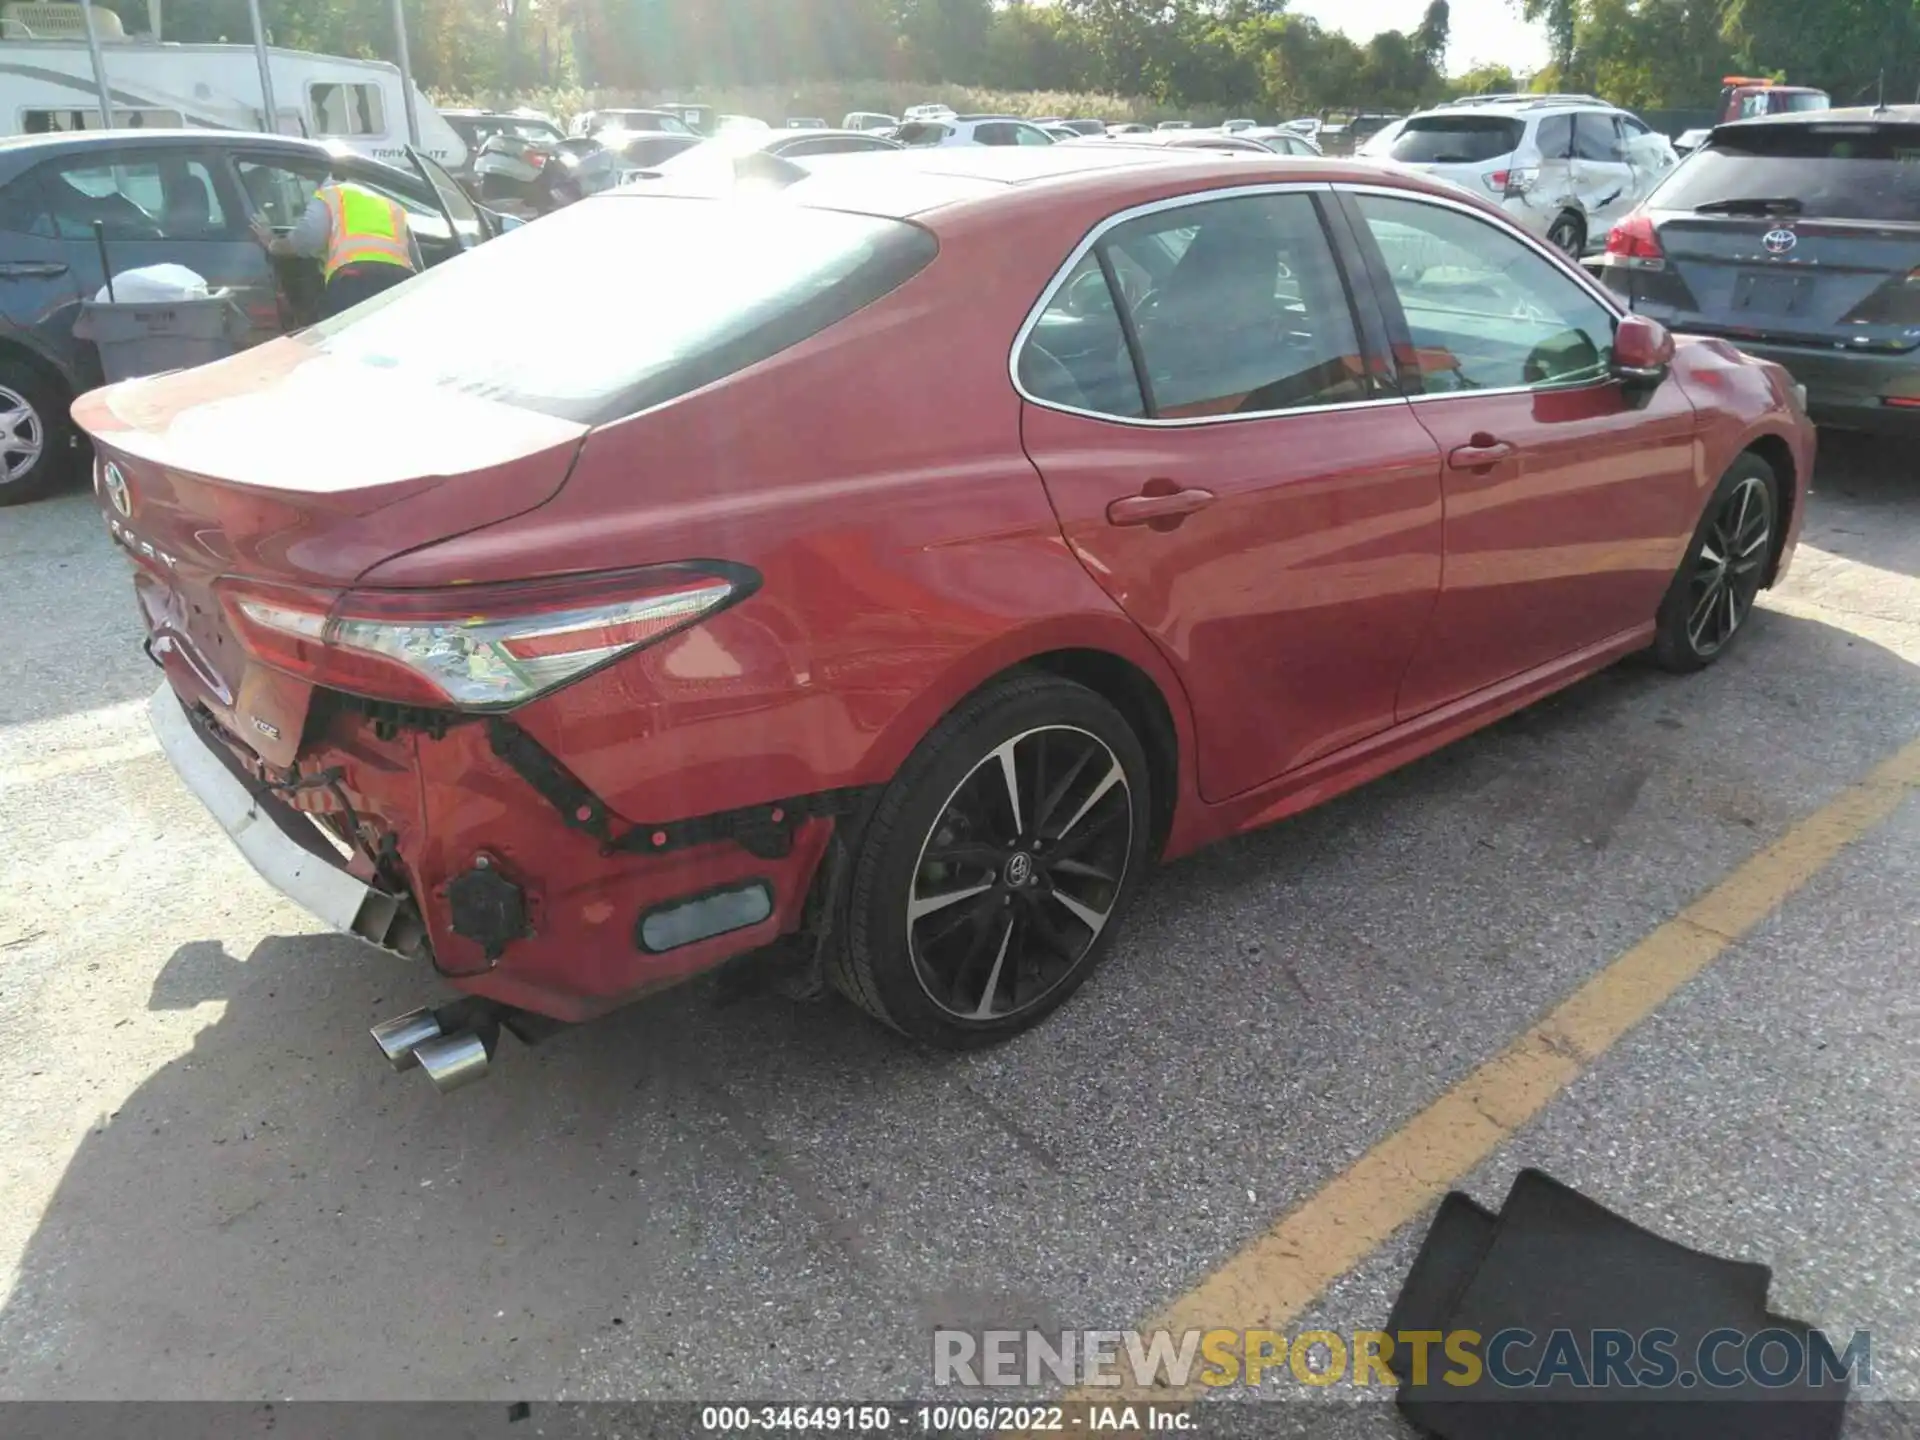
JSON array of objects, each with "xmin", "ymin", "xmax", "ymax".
[{"xmin": 1875, "ymin": 70, "xmax": 1887, "ymax": 114}]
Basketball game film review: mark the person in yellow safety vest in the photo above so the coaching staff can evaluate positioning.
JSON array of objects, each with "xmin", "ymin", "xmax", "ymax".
[{"xmin": 250, "ymin": 173, "xmax": 424, "ymax": 320}]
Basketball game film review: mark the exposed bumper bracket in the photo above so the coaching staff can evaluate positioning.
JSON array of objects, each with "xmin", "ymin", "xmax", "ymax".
[
  {"xmin": 148, "ymin": 685, "xmax": 422, "ymax": 957},
  {"xmin": 485, "ymin": 716, "xmax": 875, "ymax": 862}
]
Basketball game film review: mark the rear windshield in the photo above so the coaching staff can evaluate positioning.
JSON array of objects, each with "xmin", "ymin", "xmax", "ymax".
[
  {"xmin": 895, "ymin": 123, "xmax": 951, "ymax": 147},
  {"xmin": 1649, "ymin": 123, "xmax": 1920, "ymax": 221},
  {"xmin": 305, "ymin": 195, "xmax": 937, "ymax": 423},
  {"xmin": 1389, "ymin": 116, "xmax": 1524, "ymax": 164}
]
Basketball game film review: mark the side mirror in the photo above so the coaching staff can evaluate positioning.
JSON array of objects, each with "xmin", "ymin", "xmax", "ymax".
[{"xmin": 1612, "ymin": 312, "xmax": 1674, "ymax": 390}]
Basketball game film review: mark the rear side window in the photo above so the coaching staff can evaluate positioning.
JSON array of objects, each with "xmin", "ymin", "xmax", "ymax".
[
  {"xmin": 306, "ymin": 195, "xmax": 938, "ymax": 424},
  {"xmin": 1019, "ymin": 192, "xmax": 1368, "ymax": 421},
  {"xmin": 1648, "ymin": 124, "xmax": 1920, "ymax": 221},
  {"xmin": 310, "ymin": 83, "xmax": 385, "ymax": 137},
  {"xmin": 1389, "ymin": 116, "xmax": 1525, "ymax": 164},
  {"xmin": 895, "ymin": 123, "xmax": 950, "ymax": 147}
]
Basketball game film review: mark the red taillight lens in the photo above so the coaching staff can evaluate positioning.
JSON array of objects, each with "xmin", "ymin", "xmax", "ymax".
[
  {"xmin": 1605, "ymin": 214, "xmax": 1665, "ymax": 268},
  {"xmin": 219, "ymin": 564, "xmax": 755, "ymax": 712}
]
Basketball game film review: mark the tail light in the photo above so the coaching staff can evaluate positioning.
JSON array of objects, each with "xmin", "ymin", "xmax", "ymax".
[
  {"xmin": 1604, "ymin": 214, "xmax": 1666, "ymax": 270},
  {"xmin": 219, "ymin": 563, "xmax": 756, "ymax": 712},
  {"xmin": 1487, "ymin": 166, "xmax": 1536, "ymax": 196}
]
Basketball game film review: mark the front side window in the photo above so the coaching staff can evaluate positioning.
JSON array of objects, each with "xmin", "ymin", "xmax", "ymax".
[
  {"xmin": 1018, "ymin": 191, "xmax": 1368, "ymax": 421},
  {"xmin": 41, "ymin": 154, "xmax": 229, "ymax": 240},
  {"xmin": 1013, "ymin": 124, "xmax": 1054, "ymax": 147},
  {"xmin": 310, "ymin": 83, "xmax": 385, "ymax": 137},
  {"xmin": 1353, "ymin": 192, "xmax": 1615, "ymax": 394}
]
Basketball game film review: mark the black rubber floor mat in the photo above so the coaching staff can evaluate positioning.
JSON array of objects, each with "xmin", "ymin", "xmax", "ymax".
[
  {"xmin": 1394, "ymin": 1169, "xmax": 1850, "ymax": 1440},
  {"xmin": 1384, "ymin": 1191, "xmax": 1500, "ymax": 1359}
]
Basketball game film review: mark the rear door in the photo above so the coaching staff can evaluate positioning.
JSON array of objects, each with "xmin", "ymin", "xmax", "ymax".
[
  {"xmin": 1572, "ymin": 112, "xmax": 1637, "ymax": 236},
  {"xmin": 1342, "ymin": 188, "xmax": 1700, "ymax": 716},
  {"xmin": 1017, "ymin": 186, "xmax": 1445, "ymax": 800}
]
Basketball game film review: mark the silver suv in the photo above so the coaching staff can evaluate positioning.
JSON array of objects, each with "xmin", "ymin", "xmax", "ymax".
[{"xmin": 1379, "ymin": 94, "xmax": 1678, "ymax": 257}]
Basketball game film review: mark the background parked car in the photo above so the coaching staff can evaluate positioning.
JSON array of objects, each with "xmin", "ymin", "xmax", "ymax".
[
  {"xmin": 1222, "ymin": 118, "xmax": 1257, "ymax": 133},
  {"xmin": 649, "ymin": 128, "xmax": 901, "ymax": 177},
  {"xmin": 843, "ymin": 112, "xmax": 899, "ymax": 133},
  {"xmin": 1381, "ymin": 95, "xmax": 1677, "ymax": 257},
  {"xmin": 1058, "ymin": 119, "xmax": 1108, "ymax": 137},
  {"xmin": 1042, "ymin": 125, "xmax": 1082, "ymax": 144},
  {"xmin": 1155, "ymin": 120, "xmax": 1192, "ymax": 131},
  {"xmin": 1238, "ymin": 126, "xmax": 1324, "ymax": 157},
  {"xmin": 1597, "ymin": 105, "xmax": 1920, "ymax": 433},
  {"xmin": 1073, "ymin": 130, "xmax": 1272, "ymax": 155},
  {"xmin": 902, "ymin": 103, "xmax": 958, "ymax": 122},
  {"xmin": 570, "ymin": 108, "xmax": 692, "ymax": 139},
  {"xmin": 0, "ymin": 129, "xmax": 492, "ymax": 504},
  {"xmin": 716, "ymin": 114, "xmax": 771, "ymax": 135},
  {"xmin": 894, "ymin": 115, "xmax": 1055, "ymax": 147},
  {"xmin": 442, "ymin": 109, "xmax": 619, "ymax": 218},
  {"xmin": 1107, "ymin": 122, "xmax": 1151, "ymax": 136},
  {"xmin": 604, "ymin": 131, "xmax": 705, "ymax": 178},
  {"xmin": 786, "ymin": 118, "xmax": 829, "ymax": 130}
]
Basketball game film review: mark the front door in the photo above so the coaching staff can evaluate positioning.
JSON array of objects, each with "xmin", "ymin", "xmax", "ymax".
[
  {"xmin": 1017, "ymin": 187, "xmax": 1444, "ymax": 802},
  {"xmin": 1341, "ymin": 189, "xmax": 1702, "ymax": 719}
]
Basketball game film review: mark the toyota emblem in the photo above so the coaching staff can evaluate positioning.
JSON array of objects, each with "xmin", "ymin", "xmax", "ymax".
[
  {"xmin": 100, "ymin": 461, "xmax": 131, "ymax": 517},
  {"xmin": 1762, "ymin": 228, "xmax": 1798, "ymax": 256}
]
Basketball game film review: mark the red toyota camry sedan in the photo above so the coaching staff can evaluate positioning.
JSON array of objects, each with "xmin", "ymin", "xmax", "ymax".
[{"xmin": 78, "ymin": 145, "xmax": 1813, "ymax": 1072}]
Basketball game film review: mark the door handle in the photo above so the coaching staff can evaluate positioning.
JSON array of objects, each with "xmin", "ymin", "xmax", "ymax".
[
  {"xmin": 1447, "ymin": 435, "xmax": 1515, "ymax": 470},
  {"xmin": 0, "ymin": 261, "xmax": 68, "ymax": 279},
  {"xmin": 1106, "ymin": 484, "xmax": 1217, "ymax": 528}
]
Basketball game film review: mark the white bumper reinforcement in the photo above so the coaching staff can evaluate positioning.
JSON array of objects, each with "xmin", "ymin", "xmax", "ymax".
[{"xmin": 147, "ymin": 684, "xmax": 415, "ymax": 953}]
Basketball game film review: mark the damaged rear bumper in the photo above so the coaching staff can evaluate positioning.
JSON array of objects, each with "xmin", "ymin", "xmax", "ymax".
[{"xmin": 147, "ymin": 683, "xmax": 420, "ymax": 957}]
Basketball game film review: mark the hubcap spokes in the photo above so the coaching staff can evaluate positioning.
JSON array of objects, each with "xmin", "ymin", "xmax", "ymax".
[
  {"xmin": 1687, "ymin": 476, "xmax": 1771, "ymax": 656},
  {"xmin": 0, "ymin": 386, "xmax": 43, "ymax": 484},
  {"xmin": 908, "ymin": 725, "xmax": 1133, "ymax": 1021}
]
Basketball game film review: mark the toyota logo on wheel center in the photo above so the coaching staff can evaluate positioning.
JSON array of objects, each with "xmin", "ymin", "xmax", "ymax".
[
  {"xmin": 1004, "ymin": 851, "xmax": 1034, "ymax": 887},
  {"xmin": 1763, "ymin": 228, "xmax": 1798, "ymax": 255}
]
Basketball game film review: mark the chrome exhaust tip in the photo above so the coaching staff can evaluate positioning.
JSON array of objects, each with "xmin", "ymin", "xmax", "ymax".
[
  {"xmin": 412, "ymin": 1031, "xmax": 492, "ymax": 1093},
  {"xmin": 370, "ymin": 1007, "xmax": 443, "ymax": 1071}
]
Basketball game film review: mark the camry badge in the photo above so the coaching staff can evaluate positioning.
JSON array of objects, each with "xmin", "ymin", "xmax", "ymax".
[
  {"xmin": 1762, "ymin": 228, "xmax": 1797, "ymax": 256},
  {"xmin": 101, "ymin": 461, "xmax": 131, "ymax": 517}
]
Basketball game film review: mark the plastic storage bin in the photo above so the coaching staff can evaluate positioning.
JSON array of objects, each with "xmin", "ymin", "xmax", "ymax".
[{"xmin": 72, "ymin": 292, "xmax": 248, "ymax": 383}]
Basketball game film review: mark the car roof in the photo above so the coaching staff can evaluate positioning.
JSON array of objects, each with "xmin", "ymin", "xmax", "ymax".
[
  {"xmin": 1416, "ymin": 95, "xmax": 1618, "ymax": 118},
  {"xmin": 611, "ymin": 143, "xmax": 1479, "ymax": 227},
  {"xmin": 1715, "ymin": 103, "xmax": 1920, "ymax": 131},
  {"xmin": 0, "ymin": 129, "xmax": 370, "ymax": 176}
]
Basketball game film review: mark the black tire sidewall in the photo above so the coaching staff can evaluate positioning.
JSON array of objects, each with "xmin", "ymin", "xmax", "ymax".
[
  {"xmin": 0, "ymin": 359, "xmax": 75, "ymax": 507},
  {"xmin": 841, "ymin": 674, "xmax": 1153, "ymax": 1047},
  {"xmin": 1653, "ymin": 454, "xmax": 1779, "ymax": 672},
  {"xmin": 1550, "ymin": 213, "xmax": 1585, "ymax": 257}
]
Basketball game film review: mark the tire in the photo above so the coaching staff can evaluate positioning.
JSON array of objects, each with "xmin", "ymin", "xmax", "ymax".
[
  {"xmin": 0, "ymin": 358, "xmax": 75, "ymax": 508},
  {"xmin": 1547, "ymin": 212, "xmax": 1586, "ymax": 260},
  {"xmin": 1651, "ymin": 454, "xmax": 1780, "ymax": 673},
  {"xmin": 831, "ymin": 672, "xmax": 1154, "ymax": 1048}
]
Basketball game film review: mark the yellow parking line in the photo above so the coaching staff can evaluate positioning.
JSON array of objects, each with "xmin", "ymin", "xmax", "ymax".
[{"xmin": 1085, "ymin": 733, "xmax": 1920, "ymax": 1404}]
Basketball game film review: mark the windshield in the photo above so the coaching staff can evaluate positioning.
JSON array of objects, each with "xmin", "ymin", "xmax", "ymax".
[
  {"xmin": 305, "ymin": 195, "xmax": 937, "ymax": 423},
  {"xmin": 1781, "ymin": 93, "xmax": 1832, "ymax": 113},
  {"xmin": 1389, "ymin": 115, "xmax": 1524, "ymax": 164},
  {"xmin": 1649, "ymin": 123, "xmax": 1920, "ymax": 222}
]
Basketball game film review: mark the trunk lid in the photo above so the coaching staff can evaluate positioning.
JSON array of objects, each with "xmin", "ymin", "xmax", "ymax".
[
  {"xmin": 76, "ymin": 337, "xmax": 586, "ymax": 764},
  {"xmin": 1647, "ymin": 214, "xmax": 1920, "ymax": 350}
]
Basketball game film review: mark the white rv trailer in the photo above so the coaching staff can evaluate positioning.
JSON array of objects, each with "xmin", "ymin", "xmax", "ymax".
[{"xmin": 0, "ymin": 2, "xmax": 466, "ymax": 168}]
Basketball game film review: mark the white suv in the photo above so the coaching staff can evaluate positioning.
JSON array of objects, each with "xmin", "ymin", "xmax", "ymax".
[
  {"xmin": 894, "ymin": 115, "xmax": 1056, "ymax": 148},
  {"xmin": 1375, "ymin": 94, "xmax": 1678, "ymax": 257}
]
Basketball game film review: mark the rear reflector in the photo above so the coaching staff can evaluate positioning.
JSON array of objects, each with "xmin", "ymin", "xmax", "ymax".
[
  {"xmin": 1881, "ymin": 396, "xmax": 1920, "ymax": 409},
  {"xmin": 638, "ymin": 881, "xmax": 774, "ymax": 953}
]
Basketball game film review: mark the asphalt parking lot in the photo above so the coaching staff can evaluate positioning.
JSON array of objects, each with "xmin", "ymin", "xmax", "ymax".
[{"xmin": 3, "ymin": 434, "xmax": 1919, "ymax": 1432}]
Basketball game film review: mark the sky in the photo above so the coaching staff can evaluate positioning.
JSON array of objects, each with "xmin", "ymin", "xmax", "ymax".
[{"xmin": 1289, "ymin": 0, "xmax": 1552, "ymax": 75}]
